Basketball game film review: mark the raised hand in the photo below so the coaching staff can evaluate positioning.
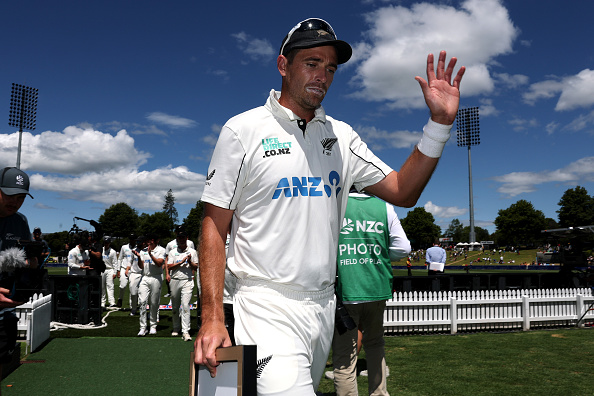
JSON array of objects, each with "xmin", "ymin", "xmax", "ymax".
[{"xmin": 415, "ymin": 51, "xmax": 465, "ymax": 125}]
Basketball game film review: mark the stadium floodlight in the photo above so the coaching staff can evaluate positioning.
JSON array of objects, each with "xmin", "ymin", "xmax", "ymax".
[
  {"xmin": 456, "ymin": 107, "xmax": 480, "ymax": 244},
  {"xmin": 8, "ymin": 83, "xmax": 38, "ymax": 169}
]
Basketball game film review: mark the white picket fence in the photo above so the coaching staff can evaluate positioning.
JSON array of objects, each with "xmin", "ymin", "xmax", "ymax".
[
  {"xmin": 384, "ymin": 288, "xmax": 594, "ymax": 334},
  {"xmin": 15, "ymin": 293, "xmax": 52, "ymax": 354}
]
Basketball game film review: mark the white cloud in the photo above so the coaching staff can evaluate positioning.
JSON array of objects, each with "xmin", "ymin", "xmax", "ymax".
[
  {"xmin": 355, "ymin": 125, "xmax": 421, "ymax": 150},
  {"xmin": 0, "ymin": 128, "xmax": 205, "ymax": 211},
  {"xmin": 523, "ymin": 69, "xmax": 594, "ymax": 111},
  {"xmin": 349, "ymin": 0, "xmax": 518, "ymax": 108},
  {"xmin": 478, "ymin": 98, "xmax": 498, "ymax": 117},
  {"xmin": 508, "ymin": 117, "xmax": 538, "ymax": 132},
  {"xmin": 494, "ymin": 72, "xmax": 529, "ymax": 89},
  {"xmin": 545, "ymin": 121, "xmax": 560, "ymax": 135},
  {"xmin": 232, "ymin": 32, "xmax": 275, "ymax": 61},
  {"xmin": 146, "ymin": 112, "xmax": 197, "ymax": 128},
  {"xmin": 563, "ymin": 110, "xmax": 594, "ymax": 133},
  {"xmin": 556, "ymin": 69, "xmax": 594, "ymax": 111},
  {"xmin": 0, "ymin": 127, "xmax": 149, "ymax": 174},
  {"xmin": 522, "ymin": 79, "xmax": 564, "ymax": 105},
  {"xmin": 424, "ymin": 201, "xmax": 467, "ymax": 219},
  {"xmin": 492, "ymin": 157, "xmax": 594, "ymax": 196}
]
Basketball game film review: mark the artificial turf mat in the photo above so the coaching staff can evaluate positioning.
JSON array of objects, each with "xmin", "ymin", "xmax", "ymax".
[{"xmin": 2, "ymin": 337, "xmax": 194, "ymax": 395}]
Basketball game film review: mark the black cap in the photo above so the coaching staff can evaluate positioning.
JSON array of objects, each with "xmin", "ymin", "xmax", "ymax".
[
  {"xmin": 33, "ymin": 227, "xmax": 42, "ymax": 234},
  {"xmin": 280, "ymin": 18, "xmax": 352, "ymax": 65},
  {"xmin": 0, "ymin": 167, "xmax": 33, "ymax": 198}
]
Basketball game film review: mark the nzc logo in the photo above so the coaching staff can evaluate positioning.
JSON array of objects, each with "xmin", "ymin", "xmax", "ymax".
[{"xmin": 272, "ymin": 171, "xmax": 341, "ymax": 199}]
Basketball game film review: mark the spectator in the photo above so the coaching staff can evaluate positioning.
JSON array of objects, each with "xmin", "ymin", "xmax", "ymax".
[
  {"xmin": 32, "ymin": 227, "xmax": 49, "ymax": 266},
  {"xmin": 426, "ymin": 240, "xmax": 446, "ymax": 274}
]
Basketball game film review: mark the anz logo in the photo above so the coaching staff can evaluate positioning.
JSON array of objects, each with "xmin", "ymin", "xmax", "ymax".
[{"xmin": 272, "ymin": 170, "xmax": 342, "ymax": 199}]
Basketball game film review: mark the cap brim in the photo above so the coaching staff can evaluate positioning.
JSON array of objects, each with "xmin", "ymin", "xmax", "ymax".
[
  {"xmin": 0, "ymin": 187, "xmax": 33, "ymax": 199},
  {"xmin": 285, "ymin": 39, "xmax": 352, "ymax": 64}
]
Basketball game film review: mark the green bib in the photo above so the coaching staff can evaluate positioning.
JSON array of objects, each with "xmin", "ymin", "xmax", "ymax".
[{"xmin": 336, "ymin": 195, "xmax": 393, "ymax": 301}]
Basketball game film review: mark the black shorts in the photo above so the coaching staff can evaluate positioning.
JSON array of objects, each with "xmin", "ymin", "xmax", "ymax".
[{"xmin": 0, "ymin": 311, "xmax": 18, "ymax": 364}]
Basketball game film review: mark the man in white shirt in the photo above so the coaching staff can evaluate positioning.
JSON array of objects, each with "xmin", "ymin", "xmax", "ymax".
[
  {"xmin": 194, "ymin": 17, "xmax": 465, "ymax": 394},
  {"xmin": 134, "ymin": 234, "xmax": 165, "ymax": 336},
  {"xmin": 67, "ymin": 234, "xmax": 90, "ymax": 276},
  {"xmin": 116, "ymin": 234, "xmax": 137, "ymax": 308},
  {"xmin": 127, "ymin": 236, "xmax": 144, "ymax": 316},
  {"xmin": 100, "ymin": 236, "xmax": 118, "ymax": 308},
  {"xmin": 164, "ymin": 226, "xmax": 195, "ymax": 298},
  {"xmin": 166, "ymin": 231, "xmax": 198, "ymax": 341}
]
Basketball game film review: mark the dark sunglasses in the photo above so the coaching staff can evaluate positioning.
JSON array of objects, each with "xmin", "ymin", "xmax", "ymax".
[{"xmin": 280, "ymin": 18, "xmax": 338, "ymax": 56}]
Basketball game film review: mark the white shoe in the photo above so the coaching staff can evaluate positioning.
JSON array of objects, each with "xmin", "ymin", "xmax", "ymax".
[
  {"xmin": 182, "ymin": 333, "xmax": 192, "ymax": 342},
  {"xmin": 149, "ymin": 328, "xmax": 157, "ymax": 335},
  {"xmin": 359, "ymin": 366, "xmax": 390, "ymax": 377},
  {"xmin": 137, "ymin": 329, "xmax": 147, "ymax": 337},
  {"xmin": 171, "ymin": 331, "xmax": 179, "ymax": 337},
  {"xmin": 324, "ymin": 370, "xmax": 334, "ymax": 380}
]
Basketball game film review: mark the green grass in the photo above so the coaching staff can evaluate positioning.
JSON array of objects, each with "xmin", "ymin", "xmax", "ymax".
[
  {"xmin": 6, "ymin": 261, "xmax": 592, "ymax": 395},
  {"xmin": 317, "ymin": 328, "xmax": 594, "ymax": 395}
]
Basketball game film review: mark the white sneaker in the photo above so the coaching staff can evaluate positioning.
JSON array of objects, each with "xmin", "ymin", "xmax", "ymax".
[
  {"xmin": 359, "ymin": 366, "xmax": 390, "ymax": 377},
  {"xmin": 171, "ymin": 331, "xmax": 179, "ymax": 337},
  {"xmin": 137, "ymin": 329, "xmax": 147, "ymax": 337},
  {"xmin": 149, "ymin": 328, "xmax": 157, "ymax": 335},
  {"xmin": 182, "ymin": 333, "xmax": 192, "ymax": 342},
  {"xmin": 324, "ymin": 370, "xmax": 334, "ymax": 380}
]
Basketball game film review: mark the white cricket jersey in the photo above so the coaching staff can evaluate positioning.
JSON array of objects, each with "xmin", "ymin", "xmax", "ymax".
[
  {"xmin": 67, "ymin": 245, "xmax": 89, "ymax": 276},
  {"xmin": 167, "ymin": 246, "xmax": 198, "ymax": 280},
  {"xmin": 165, "ymin": 238, "xmax": 195, "ymax": 256},
  {"xmin": 102, "ymin": 247, "xmax": 118, "ymax": 270},
  {"xmin": 119, "ymin": 244, "xmax": 141, "ymax": 274},
  {"xmin": 201, "ymin": 89, "xmax": 393, "ymax": 292},
  {"xmin": 139, "ymin": 246, "xmax": 166, "ymax": 278}
]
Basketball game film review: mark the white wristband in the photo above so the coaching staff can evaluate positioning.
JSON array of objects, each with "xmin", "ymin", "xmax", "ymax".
[{"xmin": 416, "ymin": 119, "xmax": 452, "ymax": 158}]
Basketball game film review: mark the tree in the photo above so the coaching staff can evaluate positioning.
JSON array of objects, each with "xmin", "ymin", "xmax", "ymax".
[
  {"xmin": 163, "ymin": 189, "xmax": 178, "ymax": 232},
  {"xmin": 557, "ymin": 186, "xmax": 594, "ymax": 227},
  {"xmin": 401, "ymin": 207, "xmax": 441, "ymax": 250},
  {"xmin": 44, "ymin": 231, "xmax": 70, "ymax": 257},
  {"xmin": 443, "ymin": 218, "xmax": 464, "ymax": 243},
  {"xmin": 98, "ymin": 202, "xmax": 139, "ymax": 238},
  {"xmin": 182, "ymin": 200, "xmax": 205, "ymax": 244},
  {"xmin": 460, "ymin": 226, "xmax": 490, "ymax": 243},
  {"xmin": 493, "ymin": 199, "xmax": 546, "ymax": 247},
  {"xmin": 137, "ymin": 211, "xmax": 174, "ymax": 241}
]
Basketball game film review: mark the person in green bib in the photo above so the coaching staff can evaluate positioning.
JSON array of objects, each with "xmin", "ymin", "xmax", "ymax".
[{"xmin": 330, "ymin": 189, "xmax": 411, "ymax": 395}]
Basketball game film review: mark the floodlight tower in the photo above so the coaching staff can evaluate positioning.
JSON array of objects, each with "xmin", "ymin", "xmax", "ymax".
[
  {"xmin": 456, "ymin": 107, "xmax": 480, "ymax": 244},
  {"xmin": 8, "ymin": 83, "xmax": 38, "ymax": 169}
]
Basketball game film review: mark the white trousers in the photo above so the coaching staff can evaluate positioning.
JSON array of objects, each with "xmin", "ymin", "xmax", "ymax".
[
  {"xmin": 101, "ymin": 269, "xmax": 116, "ymax": 307},
  {"xmin": 234, "ymin": 279, "xmax": 335, "ymax": 395},
  {"xmin": 138, "ymin": 275, "xmax": 162, "ymax": 330},
  {"xmin": 128, "ymin": 272, "xmax": 142, "ymax": 314},
  {"xmin": 170, "ymin": 278, "xmax": 194, "ymax": 334},
  {"xmin": 118, "ymin": 268, "xmax": 130, "ymax": 305}
]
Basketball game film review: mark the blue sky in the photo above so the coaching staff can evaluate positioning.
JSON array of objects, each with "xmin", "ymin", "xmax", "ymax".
[{"xmin": 1, "ymin": 0, "xmax": 593, "ymax": 236}]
